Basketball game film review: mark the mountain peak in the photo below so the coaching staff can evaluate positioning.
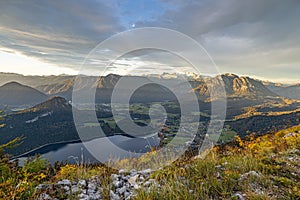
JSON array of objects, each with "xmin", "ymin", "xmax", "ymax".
[
  {"xmin": 0, "ymin": 82, "xmax": 48, "ymax": 106},
  {"xmin": 1, "ymin": 81, "xmax": 23, "ymax": 87},
  {"xmin": 193, "ymin": 73, "xmax": 276, "ymax": 98},
  {"xmin": 24, "ymin": 96, "xmax": 71, "ymax": 113},
  {"xmin": 218, "ymin": 74, "xmax": 275, "ymax": 97},
  {"xmin": 46, "ymin": 96, "xmax": 69, "ymax": 104},
  {"xmin": 221, "ymin": 73, "xmax": 239, "ymax": 78}
]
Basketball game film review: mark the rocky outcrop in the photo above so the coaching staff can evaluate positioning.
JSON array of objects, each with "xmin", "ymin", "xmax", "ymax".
[{"xmin": 36, "ymin": 169, "xmax": 158, "ymax": 200}]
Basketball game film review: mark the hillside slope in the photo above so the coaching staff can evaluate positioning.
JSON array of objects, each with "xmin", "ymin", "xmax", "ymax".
[
  {"xmin": 0, "ymin": 97, "xmax": 113, "ymax": 156},
  {"xmin": 2, "ymin": 124, "xmax": 299, "ymax": 199},
  {"xmin": 0, "ymin": 82, "xmax": 48, "ymax": 106}
]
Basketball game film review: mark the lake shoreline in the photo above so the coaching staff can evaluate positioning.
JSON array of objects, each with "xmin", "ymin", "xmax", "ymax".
[{"xmin": 12, "ymin": 133, "xmax": 138, "ymax": 160}]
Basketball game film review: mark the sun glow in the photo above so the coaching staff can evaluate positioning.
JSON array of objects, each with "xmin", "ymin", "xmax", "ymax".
[{"xmin": 0, "ymin": 51, "xmax": 78, "ymax": 75}]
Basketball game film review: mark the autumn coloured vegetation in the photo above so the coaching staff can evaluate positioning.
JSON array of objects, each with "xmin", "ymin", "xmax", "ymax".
[{"xmin": 0, "ymin": 123, "xmax": 299, "ymax": 199}]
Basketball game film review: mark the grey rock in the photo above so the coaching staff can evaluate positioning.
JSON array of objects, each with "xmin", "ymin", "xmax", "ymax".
[
  {"xmin": 133, "ymin": 183, "xmax": 139, "ymax": 190},
  {"xmin": 78, "ymin": 193, "xmax": 89, "ymax": 199},
  {"xmin": 139, "ymin": 176, "xmax": 145, "ymax": 182},
  {"xmin": 110, "ymin": 190, "xmax": 120, "ymax": 200},
  {"xmin": 98, "ymin": 187, "xmax": 103, "ymax": 193},
  {"xmin": 130, "ymin": 169, "xmax": 137, "ymax": 176},
  {"xmin": 71, "ymin": 185, "xmax": 81, "ymax": 194},
  {"xmin": 111, "ymin": 174, "xmax": 119, "ymax": 181},
  {"xmin": 38, "ymin": 193, "xmax": 52, "ymax": 200},
  {"xmin": 234, "ymin": 193, "xmax": 245, "ymax": 200},
  {"xmin": 36, "ymin": 184, "xmax": 50, "ymax": 190},
  {"xmin": 63, "ymin": 185, "xmax": 70, "ymax": 191},
  {"xmin": 78, "ymin": 180, "xmax": 87, "ymax": 188},
  {"xmin": 122, "ymin": 176, "xmax": 129, "ymax": 182},
  {"xmin": 89, "ymin": 192, "xmax": 101, "ymax": 200},
  {"xmin": 143, "ymin": 181, "xmax": 152, "ymax": 187},
  {"xmin": 88, "ymin": 188, "xmax": 96, "ymax": 194},
  {"xmin": 113, "ymin": 180, "xmax": 123, "ymax": 188},
  {"xmin": 128, "ymin": 175, "xmax": 139, "ymax": 185},
  {"xmin": 239, "ymin": 171, "xmax": 261, "ymax": 181},
  {"xmin": 88, "ymin": 182, "xmax": 97, "ymax": 191},
  {"xmin": 57, "ymin": 179, "xmax": 71, "ymax": 185},
  {"xmin": 142, "ymin": 169, "xmax": 152, "ymax": 174},
  {"xmin": 118, "ymin": 186, "xmax": 127, "ymax": 195},
  {"xmin": 124, "ymin": 191, "xmax": 131, "ymax": 198}
]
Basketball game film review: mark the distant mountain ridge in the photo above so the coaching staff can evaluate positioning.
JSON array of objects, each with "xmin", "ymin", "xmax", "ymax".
[
  {"xmin": 35, "ymin": 73, "xmax": 278, "ymax": 102},
  {"xmin": 0, "ymin": 75, "xmax": 299, "ymax": 156},
  {"xmin": 0, "ymin": 72, "xmax": 299, "ymax": 102},
  {"xmin": 0, "ymin": 72, "xmax": 73, "ymax": 87},
  {"xmin": 266, "ymin": 83, "xmax": 300, "ymax": 100},
  {"xmin": 0, "ymin": 82, "xmax": 48, "ymax": 106}
]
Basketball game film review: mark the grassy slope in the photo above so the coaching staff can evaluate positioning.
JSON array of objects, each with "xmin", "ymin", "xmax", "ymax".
[
  {"xmin": 54, "ymin": 124, "xmax": 300, "ymax": 199},
  {"xmin": 133, "ymin": 125, "xmax": 300, "ymax": 200},
  {"xmin": 0, "ymin": 125, "xmax": 300, "ymax": 199}
]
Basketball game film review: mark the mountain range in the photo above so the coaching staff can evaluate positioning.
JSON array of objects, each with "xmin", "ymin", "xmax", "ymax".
[
  {"xmin": 0, "ymin": 72, "xmax": 290, "ymax": 106},
  {"xmin": 266, "ymin": 83, "xmax": 300, "ymax": 100},
  {"xmin": 0, "ymin": 72, "xmax": 300, "ymax": 156}
]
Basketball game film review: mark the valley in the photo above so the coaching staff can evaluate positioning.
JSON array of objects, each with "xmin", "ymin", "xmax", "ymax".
[{"xmin": 0, "ymin": 72, "xmax": 300, "ymax": 160}]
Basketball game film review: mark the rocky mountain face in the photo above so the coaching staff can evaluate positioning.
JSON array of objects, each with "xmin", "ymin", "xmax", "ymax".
[
  {"xmin": 36, "ymin": 74, "xmax": 121, "ymax": 95},
  {"xmin": 220, "ymin": 74, "xmax": 275, "ymax": 96},
  {"xmin": 1, "ymin": 72, "xmax": 298, "ymax": 101},
  {"xmin": 192, "ymin": 73, "xmax": 276, "ymax": 99},
  {"xmin": 0, "ymin": 82, "xmax": 48, "ymax": 106},
  {"xmin": 35, "ymin": 73, "xmax": 278, "ymax": 102},
  {"xmin": 36, "ymin": 74, "xmax": 178, "ymax": 103}
]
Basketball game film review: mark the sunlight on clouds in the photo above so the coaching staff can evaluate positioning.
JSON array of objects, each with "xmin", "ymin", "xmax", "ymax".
[{"xmin": 0, "ymin": 51, "xmax": 78, "ymax": 75}]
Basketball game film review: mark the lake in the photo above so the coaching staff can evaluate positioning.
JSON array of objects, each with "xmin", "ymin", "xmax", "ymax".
[{"xmin": 17, "ymin": 135, "xmax": 160, "ymax": 165}]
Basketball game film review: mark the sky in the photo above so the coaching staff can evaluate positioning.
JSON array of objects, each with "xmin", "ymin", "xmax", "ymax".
[{"xmin": 0, "ymin": 0, "xmax": 299, "ymax": 83}]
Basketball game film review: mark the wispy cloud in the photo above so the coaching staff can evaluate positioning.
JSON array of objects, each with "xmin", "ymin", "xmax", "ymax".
[
  {"xmin": 0, "ymin": 0, "xmax": 124, "ymax": 68},
  {"xmin": 0, "ymin": 0, "xmax": 299, "ymax": 82}
]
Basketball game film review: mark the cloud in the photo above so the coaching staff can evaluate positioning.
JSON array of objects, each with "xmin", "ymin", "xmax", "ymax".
[
  {"xmin": 0, "ymin": 0, "xmax": 124, "ymax": 68},
  {"xmin": 135, "ymin": 0, "xmax": 300, "ymax": 82},
  {"xmin": 0, "ymin": 0, "xmax": 299, "ymax": 82}
]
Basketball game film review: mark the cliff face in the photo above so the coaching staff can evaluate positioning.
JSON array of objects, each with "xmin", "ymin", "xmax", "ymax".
[{"xmin": 193, "ymin": 73, "xmax": 276, "ymax": 98}]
